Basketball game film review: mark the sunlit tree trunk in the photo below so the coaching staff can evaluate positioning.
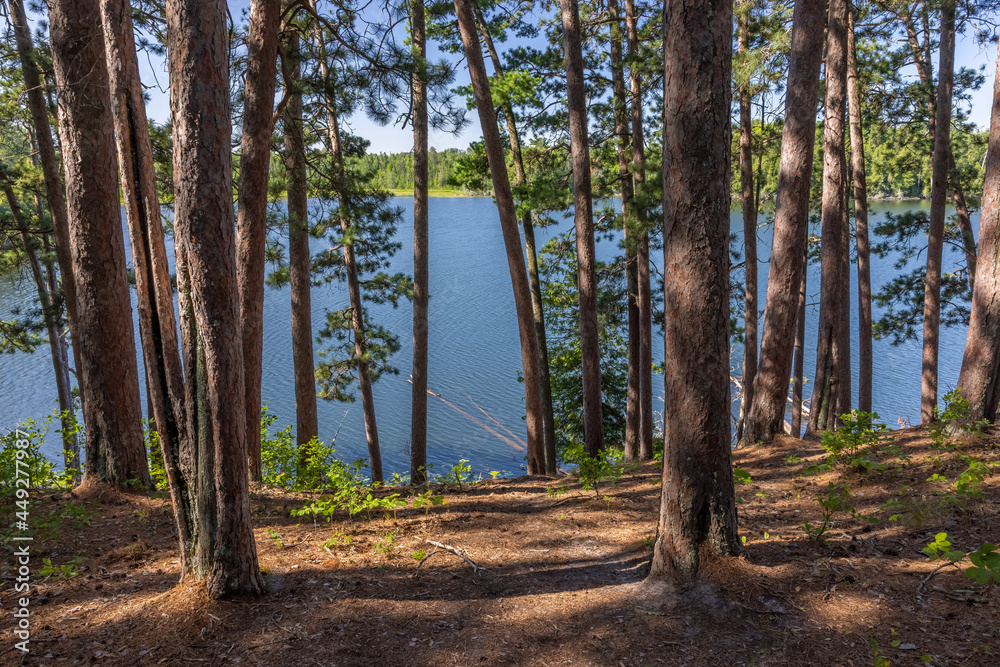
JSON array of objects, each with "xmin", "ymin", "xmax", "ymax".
[
  {"xmin": 560, "ymin": 0, "xmax": 604, "ymax": 457},
  {"xmin": 921, "ymin": 0, "xmax": 955, "ymax": 424},
  {"xmin": 650, "ymin": 0, "xmax": 741, "ymax": 583},
  {"xmin": 791, "ymin": 246, "xmax": 808, "ymax": 436},
  {"xmin": 236, "ymin": 0, "xmax": 281, "ymax": 481},
  {"xmin": 847, "ymin": 3, "xmax": 872, "ymax": 414},
  {"xmin": 609, "ymin": 0, "xmax": 639, "ymax": 462},
  {"xmin": 624, "ymin": 0, "xmax": 653, "ymax": 461},
  {"xmin": 739, "ymin": 0, "xmax": 827, "ymax": 446},
  {"xmin": 955, "ymin": 40, "xmax": 1000, "ymax": 423},
  {"xmin": 410, "ymin": 0, "xmax": 430, "ymax": 485},
  {"xmin": 48, "ymin": 0, "xmax": 150, "ymax": 488},
  {"xmin": 281, "ymin": 32, "xmax": 319, "ymax": 452},
  {"xmin": 165, "ymin": 0, "xmax": 263, "ymax": 597},
  {"xmin": 454, "ymin": 0, "xmax": 545, "ymax": 474},
  {"xmin": 809, "ymin": 0, "xmax": 852, "ymax": 433}
]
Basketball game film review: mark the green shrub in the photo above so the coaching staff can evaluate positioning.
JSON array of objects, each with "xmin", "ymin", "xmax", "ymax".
[
  {"xmin": 821, "ymin": 411, "xmax": 896, "ymax": 471},
  {"xmin": 930, "ymin": 388, "xmax": 990, "ymax": 448},
  {"xmin": 1, "ymin": 418, "xmax": 57, "ymax": 497}
]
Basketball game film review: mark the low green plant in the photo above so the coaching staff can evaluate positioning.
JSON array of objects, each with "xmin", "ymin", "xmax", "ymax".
[
  {"xmin": 545, "ymin": 485, "xmax": 569, "ymax": 499},
  {"xmin": 323, "ymin": 532, "xmax": 352, "ymax": 549},
  {"xmin": 1, "ymin": 418, "xmax": 57, "ymax": 497},
  {"xmin": 411, "ymin": 489, "xmax": 447, "ymax": 515},
  {"xmin": 821, "ymin": 411, "xmax": 896, "ymax": 472},
  {"xmin": 801, "ymin": 482, "xmax": 877, "ymax": 541},
  {"xmin": 441, "ymin": 459, "xmax": 472, "ymax": 489},
  {"xmin": 733, "ymin": 467, "xmax": 752, "ymax": 485},
  {"xmin": 573, "ymin": 450, "xmax": 623, "ymax": 498},
  {"xmin": 923, "ymin": 532, "xmax": 1000, "ymax": 586},
  {"xmin": 266, "ymin": 528, "xmax": 284, "ymax": 547},
  {"xmin": 142, "ymin": 419, "xmax": 168, "ymax": 489},
  {"xmin": 39, "ymin": 556, "xmax": 83, "ymax": 580},
  {"xmin": 412, "ymin": 547, "xmax": 426, "ymax": 560},
  {"xmin": 374, "ymin": 531, "xmax": 397, "ymax": 555},
  {"xmin": 930, "ymin": 389, "xmax": 990, "ymax": 448}
]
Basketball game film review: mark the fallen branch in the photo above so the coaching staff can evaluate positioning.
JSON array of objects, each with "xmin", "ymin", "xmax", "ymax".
[
  {"xmin": 917, "ymin": 561, "xmax": 961, "ymax": 594},
  {"xmin": 412, "ymin": 539, "xmax": 481, "ymax": 576}
]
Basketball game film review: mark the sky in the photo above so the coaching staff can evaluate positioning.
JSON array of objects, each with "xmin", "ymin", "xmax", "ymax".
[{"xmin": 133, "ymin": 4, "xmax": 998, "ymax": 156}]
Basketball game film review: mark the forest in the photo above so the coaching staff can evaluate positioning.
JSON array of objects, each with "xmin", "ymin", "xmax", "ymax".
[{"xmin": 0, "ymin": 0, "xmax": 1000, "ymax": 665}]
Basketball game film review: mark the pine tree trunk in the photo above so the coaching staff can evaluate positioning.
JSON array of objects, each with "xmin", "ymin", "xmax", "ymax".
[
  {"xmin": 737, "ymin": 2, "xmax": 758, "ymax": 442},
  {"xmin": 165, "ymin": 0, "xmax": 264, "ymax": 597},
  {"xmin": 410, "ymin": 0, "xmax": 430, "ymax": 486},
  {"xmin": 609, "ymin": 0, "xmax": 639, "ymax": 463},
  {"xmin": 454, "ymin": 0, "xmax": 546, "ymax": 474},
  {"xmin": 624, "ymin": 0, "xmax": 653, "ymax": 461},
  {"xmin": 739, "ymin": 0, "xmax": 827, "ymax": 446},
  {"xmin": 281, "ymin": 33, "xmax": 319, "ymax": 453},
  {"xmin": 921, "ymin": 0, "xmax": 955, "ymax": 424},
  {"xmin": 951, "ymin": 177, "xmax": 977, "ymax": 292},
  {"xmin": 473, "ymin": 5, "xmax": 556, "ymax": 475},
  {"xmin": 809, "ymin": 0, "xmax": 852, "ymax": 434},
  {"xmin": 48, "ymin": 0, "xmax": 150, "ymax": 488},
  {"xmin": 236, "ymin": 0, "xmax": 280, "ymax": 482},
  {"xmin": 791, "ymin": 245, "xmax": 808, "ymax": 436},
  {"xmin": 8, "ymin": 0, "xmax": 82, "ymax": 408},
  {"xmin": 560, "ymin": 0, "xmax": 604, "ymax": 457},
  {"xmin": 955, "ymin": 39, "xmax": 1000, "ymax": 423},
  {"xmin": 650, "ymin": 0, "xmax": 741, "ymax": 583},
  {"xmin": 847, "ymin": 3, "xmax": 873, "ymax": 414}
]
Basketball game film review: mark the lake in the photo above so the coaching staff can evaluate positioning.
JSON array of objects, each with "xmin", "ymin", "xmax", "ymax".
[{"xmin": 0, "ymin": 197, "xmax": 974, "ymax": 476}]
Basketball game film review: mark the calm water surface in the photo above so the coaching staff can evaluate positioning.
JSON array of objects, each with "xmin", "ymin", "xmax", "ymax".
[{"xmin": 0, "ymin": 198, "xmax": 973, "ymax": 475}]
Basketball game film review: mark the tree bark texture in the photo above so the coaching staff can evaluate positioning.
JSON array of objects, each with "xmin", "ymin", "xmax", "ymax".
[
  {"xmin": 454, "ymin": 0, "xmax": 546, "ymax": 474},
  {"xmin": 809, "ymin": 0, "xmax": 852, "ymax": 433},
  {"xmin": 625, "ymin": 0, "xmax": 653, "ymax": 461},
  {"xmin": 846, "ymin": 3, "xmax": 872, "ymax": 414},
  {"xmin": 282, "ymin": 32, "xmax": 319, "ymax": 450},
  {"xmin": 955, "ymin": 40, "xmax": 1000, "ymax": 422},
  {"xmin": 737, "ymin": 2, "xmax": 758, "ymax": 443},
  {"xmin": 921, "ymin": 0, "xmax": 955, "ymax": 424},
  {"xmin": 165, "ymin": 0, "xmax": 264, "ymax": 597},
  {"xmin": 236, "ymin": 0, "xmax": 281, "ymax": 482},
  {"xmin": 649, "ymin": 0, "xmax": 741, "ymax": 583},
  {"xmin": 739, "ymin": 0, "xmax": 827, "ymax": 446},
  {"xmin": 48, "ymin": 0, "xmax": 150, "ymax": 488},
  {"xmin": 410, "ymin": 0, "xmax": 430, "ymax": 485},
  {"xmin": 791, "ymin": 245, "xmax": 808, "ymax": 436},
  {"xmin": 559, "ymin": 0, "xmax": 604, "ymax": 457}
]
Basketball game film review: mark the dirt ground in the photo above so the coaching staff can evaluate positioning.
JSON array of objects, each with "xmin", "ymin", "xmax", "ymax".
[{"xmin": 2, "ymin": 426, "xmax": 998, "ymax": 666}]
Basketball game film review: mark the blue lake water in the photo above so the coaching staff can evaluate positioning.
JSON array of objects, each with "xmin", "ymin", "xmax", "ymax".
[{"xmin": 0, "ymin": 197, "xmax": 974, "ymax": 476}]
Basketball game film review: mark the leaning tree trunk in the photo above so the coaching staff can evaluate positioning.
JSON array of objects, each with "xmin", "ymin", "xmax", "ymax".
[
  {"xmin": 48, "ymin": 0, "xmax": 150, "ymax": 488},
  {"xmin": 739, "ymin": 0, "xmax": 827, "ymax": 447},
  {"xmin": 791, "ymin": 245, "xmax": 808, "ymax": 436},
  {"xmin": 281, "ymin": 32, "xmax": 319, "ymax": 454},
  {"xmin": 847, "ymin": 3, "xmax": 873, "ymax": 414},
  {"xmin": 609, "ymin": 0, "xmax": 639, "ymax": 462},
  {"xmin": 625, "ymin": 0, "xmax": 653, "ymax": 461},
  {"xmin": 737, "ymin": 1, "xmax": 758, "ymax": 442},
  {"xmin": 921, "ymin": 0, "xmax": 955, "ymax": 424},
  {"xmin": 809, "ymin": 0, "xmax": 852, "ymax": 434},
  {"xmin": 954, "ymin": 40, "xmax": 1000, "ymax": 423},
  {"xmin": 410, "ymin": 0, "xmax": 430, "ymax": 486},
  {"xmin": 473, "ymin": 3, "xmax": 557, "ymax": 475},
  {"xmin": 9, "ymin": 0, "xmax": 81, "ymax": 464},
  {"xmin": 560, "ymin": 0, "xmax": 604, "ymax": 457},
  {"xmin": 100, "ymin": 0, "xmax": 188, "ymax": 500},
  {"xmin": 165, "ymin": 0, "xmax": 264, "ymax": 598},
  {"xmin": 236, "ymin": 0, "xmax": 281, "ymax": 482},
  {"xmin": 454, "ymin": 0, "xmax": 546, "ymax": 474},
  {"xmin": 650, "ymin": 0, "xmax": 741, "ymax": 583}
]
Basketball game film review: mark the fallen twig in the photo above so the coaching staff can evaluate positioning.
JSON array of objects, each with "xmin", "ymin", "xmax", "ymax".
[
  {"xmin": 917, "ymin": 561, "xmax": 961, "ymax": 594},
  {"xmin": 412, "ymin": 539, "xmax": 481, "ymax": 576}
]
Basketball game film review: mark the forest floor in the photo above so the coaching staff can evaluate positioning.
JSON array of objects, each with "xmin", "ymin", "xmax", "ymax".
[{"xmin": 2, "ymin": 426, "xmax": 999, "ymax": 666}]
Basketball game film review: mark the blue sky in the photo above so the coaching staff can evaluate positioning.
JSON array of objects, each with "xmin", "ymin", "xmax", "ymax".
[{"xmin": 135, "ymin": 3, "xmax": 998, "ymax": 156}]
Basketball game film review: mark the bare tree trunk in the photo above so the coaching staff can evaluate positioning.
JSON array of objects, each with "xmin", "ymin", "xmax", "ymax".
[
  {"xmin": 846, "ymin": 3, "xmax": 872, "ymax": 414},
  {"xmin": 609, "ymin": 0, "xmax": 639, "ymax": 462},
  {"xmin": 809, "ymin": 0, "xmax": 852, "ymax": 434},
  {"xmin": 921, "ymin": 0, "xmax": 955, "ymax": 424},
  {"xmin": 236, "ymin": 0, "xmax": 281, "ymax": 482},
  {"xmin": 625, "ymin": 0, "xmax": 653, "ymax": 461},
  {"xmin": 410, "ymin": 0, "xmax": 430, "ymax": 486},
  {"xmin": 791, "ymin": 245, "xmax": 808, "ymax": 436},
  {"xmin": 165, "ymin": 0, "xmax": 263, "ymax": 597},
  {"xmin": 8, "ymin": 0, "xmax": 82, "ymax": 423},
  {"xmin": 473, "ymin": 5, "xmax": 556, "ymax": 475},
  {"xmin": 454, "ymin": 0, "xmax": 546, "ymax": 474},
  {"xmin": 952, "ymin": 179, "xmax": 977, "ymax": 291},
  {"xmin": 48, "ymin": 0, "xmax": 150, "ymax": 488},
  {"xmin": 737, "ymin": 1, "xmax": 757, "ymax": 442},
  {"xmin": 560, "ymin": 0, "xmax": 604, "ymax": 457},
  {"xmin": 281, "ymin": 32, "xmax": 319, "ymax": 452},
  {"xmin": 955, "ymin": 39, "xmax": 1000, "ymax": 422},
  {"xmin": 739, "ymin": 0, "xmax": 827, "ymax": 446},
  {"xmin": 650, "ymin": 0, "xmax": 741, "ymax": 583}
]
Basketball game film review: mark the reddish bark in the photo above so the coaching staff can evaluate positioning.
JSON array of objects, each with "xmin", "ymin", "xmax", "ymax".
[
  {"xmin": 739, "ymin": 0, "xmax": 827, "ymax": 446},
  {"xmin": 649, "ymin": 0, "xmax": 741, "ymax": 583}
]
